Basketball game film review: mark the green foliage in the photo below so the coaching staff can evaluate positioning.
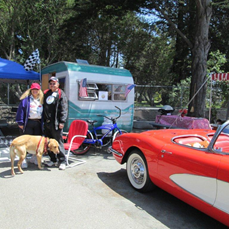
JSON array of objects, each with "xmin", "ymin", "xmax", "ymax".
[
  {"xmin": 213, "ymin": 81, "xmax": 229, "ymax": 108},
  {"xmin": 123, "ymin": 25, "xmax": 175, "ymax": 86},
  {"xmin": 167, "ymin": 77, "xmax": 191, "ymax": 108},
  {"xmin": 153, "ymin": 92, "xmax": 162, "ymax": 103},
  {"xmin": 212, "ymin": 1, "xmax": 229, "ymax": 9},
  {"xmin": 0, "ymin": 0, "xmax": 229, "ymax": 113},
  {"xmin": 210, "ymin": 2, "xmax": 229, "ymax": 72},
  {"xmin": 207, "ymin": 50, "xmax": 227, "ymax": 74},
  {"xmin": 0, "ymin": 0, "xmax": 70, "ymax": 66},
  {"xmin": 206, "ymin": 49, "xmax": 228, "ymax": 110}
]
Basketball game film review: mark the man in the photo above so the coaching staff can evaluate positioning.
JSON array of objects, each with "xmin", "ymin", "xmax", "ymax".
[{"xmin": 43, "ymin": 77, "xmax": 68, "ymax": 170}]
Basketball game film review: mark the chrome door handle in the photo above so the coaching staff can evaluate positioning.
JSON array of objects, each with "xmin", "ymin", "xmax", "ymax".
[{"xmin": 161, "ymin": 149, "xmax": 172, "ymax": 154}]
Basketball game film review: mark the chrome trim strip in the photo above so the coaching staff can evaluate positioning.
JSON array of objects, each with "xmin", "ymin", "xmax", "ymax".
[{"xmin": 108, "ymin": 146, "xmax": 123, "ymax": 157}]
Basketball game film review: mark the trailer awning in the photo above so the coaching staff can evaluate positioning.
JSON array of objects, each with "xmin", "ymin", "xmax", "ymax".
[{"xmin": 211, "ymin": 73, "xmax": 229, "ymax": 81}]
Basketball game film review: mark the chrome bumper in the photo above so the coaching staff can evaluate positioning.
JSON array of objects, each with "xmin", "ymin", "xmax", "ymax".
[{"xmin": 108, "ymin": 146, "xmax": 123, "ymax": 157}]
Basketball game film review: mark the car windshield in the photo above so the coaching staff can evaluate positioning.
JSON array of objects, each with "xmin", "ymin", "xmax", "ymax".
[
  {"xmin": 212, "ymin": 121, "xmax": 229, "ymax": 154},
  {"xmin": 222, "ymin": 124, "xmax": 229, "ymax": 134}
]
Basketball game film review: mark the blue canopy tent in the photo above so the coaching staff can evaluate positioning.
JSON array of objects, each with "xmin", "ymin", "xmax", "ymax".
[
  {"xmin": 0, "ymin": 57, "xmax": 39, "ymax": 82},
  {"xmin": 0, "ymin": 58, "xmax": 40, "ymax": 135},
  {"xmin": 0, "ymin": 58, "xmax": 40, "ymax": 106}
]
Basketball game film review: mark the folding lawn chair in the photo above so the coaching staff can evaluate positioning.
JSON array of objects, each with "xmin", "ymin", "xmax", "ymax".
[{"xmin": 63, "ymin": 120, "xmax": 88, "ymax": 168}]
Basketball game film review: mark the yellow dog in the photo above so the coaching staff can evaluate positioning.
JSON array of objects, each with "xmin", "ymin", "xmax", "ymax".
[
  {"xmin": 186, "ymin": 140, "xmax": 209, "ymax": 148},
  {"xmin": 10, "ymin": 135, "xmax": 59, "ymax": 176}
]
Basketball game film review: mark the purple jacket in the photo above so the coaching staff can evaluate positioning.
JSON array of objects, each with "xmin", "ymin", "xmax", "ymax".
[{"xmin": 16, "ymin": 96, "xmax": 43, "ymax": 133}]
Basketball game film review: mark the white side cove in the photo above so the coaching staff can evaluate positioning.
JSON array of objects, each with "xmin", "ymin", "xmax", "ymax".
[
  {"xmin": 170, "ymin": 174, "xmax": 229, "ymax": 214},
  {"xmin": 170, "ymin": 174, "xmax": 217, "ymax": 205},
  {"xmin": 214, "ymin": 179, "xmax": 229, "ymax": 214}
]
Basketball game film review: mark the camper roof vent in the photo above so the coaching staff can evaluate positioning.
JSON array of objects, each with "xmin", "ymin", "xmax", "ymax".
[{"xmin": 76, "ymin": 59, "xmax": 89, "ymax": 65}]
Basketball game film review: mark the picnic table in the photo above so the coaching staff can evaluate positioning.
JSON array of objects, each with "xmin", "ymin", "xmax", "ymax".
[
  {"xmin": 155, "ymin": 115, "xmax": 212, "ymax": 129},
  {"xmin": 150, "ymin": 121, "xmax": 187, "ymax": 129}
]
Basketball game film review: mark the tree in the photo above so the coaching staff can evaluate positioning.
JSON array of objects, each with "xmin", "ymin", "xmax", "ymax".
[
  {"xmin": 0, "ymin": 0, "xmax": 24, "ymax": 59},
  {"xmin": 207, "ymin": 50, "xmax": 229, "ymax": 120},
  {"xmin": 188, "ymin": 0, "xmax": 212, "ymax": 117},
  {"xmin": 0, "ymin": 0, "xmax": 71, "ymax": 65},
  {"xmin": 144, "ymin": 0, "xmax": 212, "ymax": 117},
  {"xmin": 74, "ymin": 0, "xmax": 213, "ymax": 116},
  {"xmin": 210, "ymin": 1, "xmax": 229, "ymax": 72},
  {"xmin": 58, "ymin": 0, "xmax": 145, "ymax": 66},
  {"xmin": 1, "ymin": 0, "xmax": 229, "ymax": 114}
]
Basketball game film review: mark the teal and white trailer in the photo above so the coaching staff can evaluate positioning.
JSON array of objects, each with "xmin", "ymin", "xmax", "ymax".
[{"xmin": 41, "ymin": 61, "xmax": 135, "ymax": 132}]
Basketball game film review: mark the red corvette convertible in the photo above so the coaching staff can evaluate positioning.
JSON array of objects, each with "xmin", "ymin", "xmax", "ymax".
[{"xmin": 108, "ymin": 121, "xmax": 229, "ymax": 227}]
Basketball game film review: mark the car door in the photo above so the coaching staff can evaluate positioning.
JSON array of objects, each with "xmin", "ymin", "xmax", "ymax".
[
  {"xmin": 157, "ymin": 142, "xmax": 220, "ymax": 206},
  {"xmin": 214, "ymin": 156, "xmax": 229, "ymax": 214}
]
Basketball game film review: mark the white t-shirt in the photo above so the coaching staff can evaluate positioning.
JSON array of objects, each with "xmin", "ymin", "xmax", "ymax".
[{"xmin": 29, "ymin": 96, "xmax": 43, "ymax": 119}]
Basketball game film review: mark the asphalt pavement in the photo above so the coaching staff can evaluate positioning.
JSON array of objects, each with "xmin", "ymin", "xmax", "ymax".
[{"xmin": 0, "ymin": 130, "xmax": 228, "ymax": 229}]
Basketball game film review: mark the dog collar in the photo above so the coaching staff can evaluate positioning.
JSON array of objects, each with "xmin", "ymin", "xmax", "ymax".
[
  {"xmin": 36, "ymin": 137, "xmax": 49, "ymax": 154},
  {"xmin": 44, "ymin": 137, "xmax": 50, "ymax": 154}
]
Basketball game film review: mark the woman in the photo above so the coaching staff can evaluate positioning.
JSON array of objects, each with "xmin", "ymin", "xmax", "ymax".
[{"xmin": 16, "ymin": 83, "xmax": 44, "ymax": 166}]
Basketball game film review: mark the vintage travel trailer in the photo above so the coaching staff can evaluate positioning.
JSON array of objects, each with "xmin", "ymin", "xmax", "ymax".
[{"xmin": 41, "ymin": 61, "xmax": 135, "ymax": 132}]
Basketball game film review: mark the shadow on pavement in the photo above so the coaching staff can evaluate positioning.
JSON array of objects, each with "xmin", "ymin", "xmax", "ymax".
[
  {"xmin": 97, "ymin": 169, "xmax": 227, "ymax": 229},
  {"xmin": 0, "ymin": 160, "xmax": 53, "ymax": 178}
]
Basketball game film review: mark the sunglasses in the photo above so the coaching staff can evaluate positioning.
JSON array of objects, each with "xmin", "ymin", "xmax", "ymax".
[{"xmin": 49, "ymin": 82, "xmax": 56, "ymax": 85}]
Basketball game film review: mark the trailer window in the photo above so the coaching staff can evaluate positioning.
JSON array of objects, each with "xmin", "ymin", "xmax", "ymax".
[
  {"xmin": 113, "ymin": 85, "xmax": 126, "ymax": 101},
  {"xmin": 78, "ymin": 82, "xmax": 127, "ymax": 101},
  {"xmin": 78, "ymin": 81, "xmax": 98, "ymax": 100},
  {"xmin": 97, "ymin": 84, "xmax": 112, "ymax": 100},
  {"xmin": 59, "ymin": 77, "xmax": 66, "ymax": 92}
]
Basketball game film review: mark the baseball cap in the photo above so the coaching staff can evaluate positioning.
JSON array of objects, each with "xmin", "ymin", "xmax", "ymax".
[
  {"xmin": 30, "ymin": 83, "xmax": 40, "ymax": 90},
  {"xmin": 49, "ymin": 77, "xmax": 59, "ymax": 83}
]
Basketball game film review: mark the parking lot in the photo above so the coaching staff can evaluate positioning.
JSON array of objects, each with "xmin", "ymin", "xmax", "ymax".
[{"xmin": 0, "ymin": 140, "xmax": 228, "ymax": 229}]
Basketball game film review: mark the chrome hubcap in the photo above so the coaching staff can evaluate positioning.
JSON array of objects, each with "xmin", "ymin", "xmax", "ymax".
[{"xmin": 131, "ymin": 159, "xmax": 145, "ymax": 185}]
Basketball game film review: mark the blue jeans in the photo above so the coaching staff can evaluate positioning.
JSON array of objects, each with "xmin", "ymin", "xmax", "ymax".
[{"xmin": 44, "ymin": 122, "xmax": 66, "ymax": 163}]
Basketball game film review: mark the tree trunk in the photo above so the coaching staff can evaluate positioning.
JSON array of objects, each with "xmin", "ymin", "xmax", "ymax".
[{"xmin": 188, "ymin": 0, "xmax": 212, "ymax": 117}]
